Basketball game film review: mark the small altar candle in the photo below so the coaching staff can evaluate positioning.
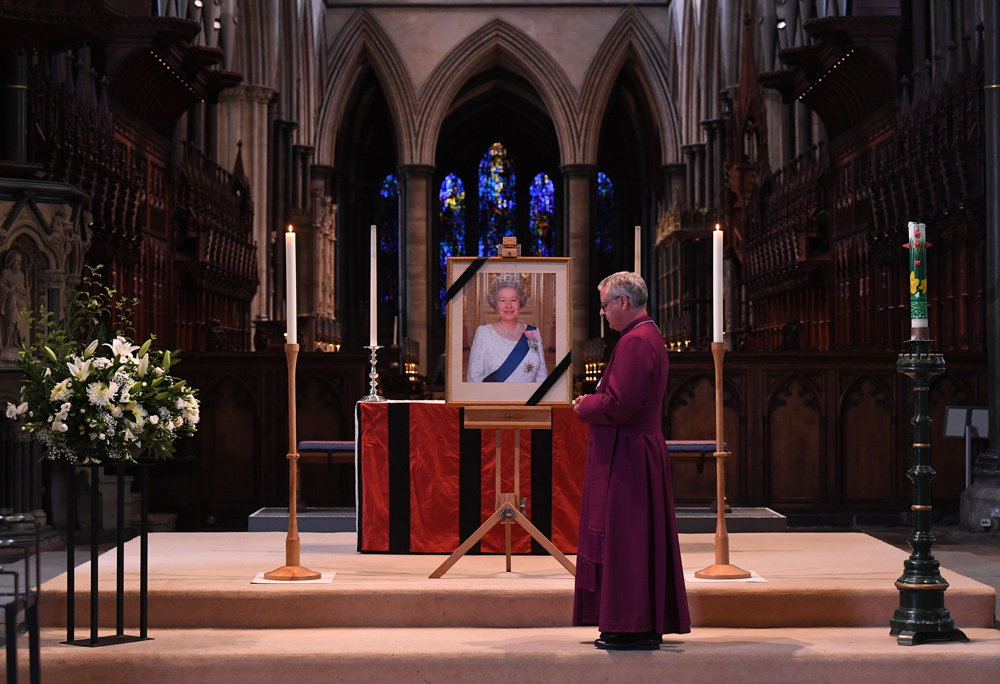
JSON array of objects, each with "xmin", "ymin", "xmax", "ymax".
[
  {"xmin": 600, "ymin": 314, "xmax": 604, "ymax": 339},
  {"xmin": 285, "ymin": 225, "xmax": 297, "ymax": 345},
  {"xmin": 392, "ymin": 315, "xmax": 398, "ymax": 347},
  {"xmin": 634, "ymin": 225, "xmax": 641, "ymax": 274},
  {"xmin": 907, "ymin": 222, "xmax": 929, "ymax": 339},
  {"xmin": 713, "ymin": 224, "xmax": 723, "ymax": 343},
  {"xmin": 370, "ymin": 224, "xmax": 377, "ymax": 347}
]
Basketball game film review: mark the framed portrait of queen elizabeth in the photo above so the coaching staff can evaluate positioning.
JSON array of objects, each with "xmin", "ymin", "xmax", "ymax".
[{"xmin": 445, "ymin": 257, "xmax": 572, "ymax": 405}]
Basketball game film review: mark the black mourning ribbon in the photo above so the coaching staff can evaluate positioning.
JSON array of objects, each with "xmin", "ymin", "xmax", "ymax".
[
  {"xmin": 526, "ymin": 352, "xmax": 572, "ymax": 406},
  {"xmin": 444, "ymin": 257, "xmax": 489, "ymax": 305}
]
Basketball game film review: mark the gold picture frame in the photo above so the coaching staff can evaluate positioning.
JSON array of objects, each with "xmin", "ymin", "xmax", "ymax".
[{"xmin": 445, "ymin": 257, "xmax": 572, "ymax": 405}]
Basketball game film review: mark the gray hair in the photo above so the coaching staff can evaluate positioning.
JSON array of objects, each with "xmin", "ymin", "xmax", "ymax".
[
  {"xmin": 486, "ymin": 273, "xmax": 528, "ymax": 310},
  {"xmin": 598, "ymin": 271, "xmax": 648, "ymax": 308}
]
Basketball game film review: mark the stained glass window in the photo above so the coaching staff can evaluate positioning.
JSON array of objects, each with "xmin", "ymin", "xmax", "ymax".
[
  {"xmin": 529, "ymin": 173, "xmax": 555, "ymax": 257},
  {"xmin": 478, "ymin": 142, "xmax": 516, "ymax": 256},
  {"xmin": 439, "ymin": 173, "xmax": 466, "ymax": 316},
  {"xmin": 379, "ymin": 173, "xmax": 399, "ymax": 305},
  {"xmin": 595, "ymin": 171, "xmax": 615, "ymax": 281},
  {"xmin": 596, "ymin": 172, "xmax": 614, "ymax": 253}
]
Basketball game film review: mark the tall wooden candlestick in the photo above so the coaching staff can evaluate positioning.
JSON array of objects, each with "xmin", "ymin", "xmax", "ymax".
[
  {"xmin": 264, "ymin": 343, "xmax": 320, "ymax": 581},
  {"xmin": 695, "ymin": 342, "xmax": 751, "ymax": 580}
]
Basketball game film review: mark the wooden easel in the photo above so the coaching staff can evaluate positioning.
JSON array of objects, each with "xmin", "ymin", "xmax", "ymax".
[{"xmin": 429, "ymin": 406, "xmax": 577, "ymax": 579}]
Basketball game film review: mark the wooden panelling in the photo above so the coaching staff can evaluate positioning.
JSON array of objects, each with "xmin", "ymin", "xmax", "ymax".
[
  {"xmin": 154, "ymin": 352, "xmax": 368, "ymax": 527},
  {"xmin": 766, "ymin": 375, "xmax": 824, "ymax": 504},
  {"xmin": 839, "ymin": 375, "xmax": 894, "ymax": 504},
  {"xmin": 664, "ymin": 351, "xmax": 986, "ymax": 520}
]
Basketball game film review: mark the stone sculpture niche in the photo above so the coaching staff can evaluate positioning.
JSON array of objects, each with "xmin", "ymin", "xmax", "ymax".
[{"xmin": 0, "ymin": 181, "xmax": 90, "ymax": 363}]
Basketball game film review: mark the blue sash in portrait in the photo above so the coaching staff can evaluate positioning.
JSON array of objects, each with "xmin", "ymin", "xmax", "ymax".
[{"xmin": 483, "ymin": 325, "xmax": 537, "ymax": 382}]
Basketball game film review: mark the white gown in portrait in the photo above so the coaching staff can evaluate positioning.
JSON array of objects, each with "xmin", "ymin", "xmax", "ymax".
[{"xmin": 467, "ymin": 323, "xmax": 548, "ymax": 383}]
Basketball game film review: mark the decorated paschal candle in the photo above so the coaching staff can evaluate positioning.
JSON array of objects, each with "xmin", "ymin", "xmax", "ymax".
[{"xmin": 906, "ymin": 222, "xmax": 929, "ymax": 340}]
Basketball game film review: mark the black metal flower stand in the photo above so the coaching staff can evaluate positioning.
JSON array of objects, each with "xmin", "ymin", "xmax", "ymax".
[
  {"xmin": 63, "ymin": 463, "xmax": 151, "ymax": 647},
  {"xmin": 889, "ymin": 340, "xmax": 969, "ymax": 646},
  {"xmin": 2, "ymin": 514, "xmax": 41, "ymax": 684}
]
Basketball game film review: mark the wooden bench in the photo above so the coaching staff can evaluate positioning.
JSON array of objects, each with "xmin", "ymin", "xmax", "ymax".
[
  {"xmin": 665, "ymin": 440, "xmax": 729, "ymax": 474},
  {"xmin": 297, "ymin": 440, "xmax": 356, "ymax": 465},
  {"xmin": 298, "ymin": 439, "xmax": 726, "ymax": 474}
]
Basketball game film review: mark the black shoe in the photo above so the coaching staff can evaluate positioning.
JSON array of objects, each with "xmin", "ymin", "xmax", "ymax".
[{"xmin": 594, "ymin": 631, "xmax": 660, "ymax": 651}]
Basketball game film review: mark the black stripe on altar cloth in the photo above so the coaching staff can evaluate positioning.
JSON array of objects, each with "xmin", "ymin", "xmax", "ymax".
[
  {"xmin": 529, "ymin": 427, "xmax": 553, "ymax": 554},
  {"xmin": 458, "ymin": 407, "xmax": 483, "ymax": 554},
  {"xmin": 388, "ymin": 403, "xmax": 411, "ymax": 552}
]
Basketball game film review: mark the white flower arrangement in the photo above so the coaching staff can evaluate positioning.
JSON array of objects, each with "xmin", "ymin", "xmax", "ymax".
[{"xmin": 5, "ymin": 267, "xmax": 199, "ymax": 465}]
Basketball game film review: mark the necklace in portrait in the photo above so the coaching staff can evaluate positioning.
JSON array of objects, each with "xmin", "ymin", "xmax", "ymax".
[{"xmin": 496, "ymin": 321, "xmax": 522, "ymax": 340}]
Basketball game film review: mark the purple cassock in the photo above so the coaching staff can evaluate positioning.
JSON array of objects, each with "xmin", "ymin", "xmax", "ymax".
[{"xmin": 572, "ymin": 315, "xmax": 691, "ymax": 635}]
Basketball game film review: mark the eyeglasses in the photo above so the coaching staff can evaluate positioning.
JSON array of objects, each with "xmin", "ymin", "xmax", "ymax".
[{"xmin": 600, "ymin": 295, "xmax": 624, "ymax": 311}]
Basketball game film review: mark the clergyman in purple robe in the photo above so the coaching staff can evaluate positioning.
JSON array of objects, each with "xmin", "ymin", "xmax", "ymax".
[{"xmin": 571, "ymin": 271, "xmax": 691, "ymax": 650}]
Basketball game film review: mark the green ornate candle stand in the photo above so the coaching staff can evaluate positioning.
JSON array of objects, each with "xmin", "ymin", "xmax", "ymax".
[{"xmin": 890, "ymin": 340, "xmax": 969, "ymax": 646}]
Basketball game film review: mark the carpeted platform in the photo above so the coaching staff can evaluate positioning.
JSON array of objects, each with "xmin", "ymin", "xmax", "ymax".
[
  {"xmin": 36, "ymin": 531, "xmax": 996, "ymax": 630},
  {"xmin": 8, "ymin": 531, "xmax": 996, "ymax": 684}
]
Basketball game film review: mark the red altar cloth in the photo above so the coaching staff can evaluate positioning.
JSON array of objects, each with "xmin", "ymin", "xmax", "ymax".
[{"xmin": 357, "ymin": 402, "xmax": 588, "ymax": 554}]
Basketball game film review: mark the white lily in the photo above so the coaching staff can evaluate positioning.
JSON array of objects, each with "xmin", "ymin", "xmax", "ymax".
[
  {"xmin": 84, "ymin": 339, "xmax": 99, "ymax": 358},
  {"xmin": 137, "ymin": 353, "xmax": 149, "ymax": 377},
  {"xmin": 6, "ymin": 402, "xmax": 27, "ymax": 419},
  {"xmin": 67, "ymin": 357, "xmax": 92, "ymax": 382},
  {"xmin": 105, "ymin": 337, "xmax": 140, "ymax": 359}
]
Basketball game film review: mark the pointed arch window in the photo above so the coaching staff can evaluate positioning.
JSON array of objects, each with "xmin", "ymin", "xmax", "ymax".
[
  {"xmin": 478, "ymin": 142, "xmax": 516, "ymax": 256},
  {"xmin": 439, "ymin": 173, "xmax": 466, "ymax": 316},
  {"xmin": 379, "ymin": 173, "xmax": 400, "ymax": 306},
  {"xmin": 529, "ymin": 173, "xmax": 555, "ymax": 257}
]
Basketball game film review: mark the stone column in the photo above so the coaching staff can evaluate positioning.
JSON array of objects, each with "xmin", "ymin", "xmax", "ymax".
[
  {"xmin": 560, "ymin": 163, "xmax": 595, "ymax": 376},
  {"xmin": 399, "ymin": 164, "xmax": 435, "ymax": 374},
  {"xmin": 663, "ymin": 163, "xmax": 686, "ymax": 209},
  {"xmin": 216, "ymin": 83, "xmax": 276, "ymax": 326},
  {"xmin": 701, "ymin": 120, "xmax": 717, "ymax": 210},
  {"xmin": 782, "ymin": 102, "xmax": 796, "ymax": 164},
  {"xmin": 796, "ymin": 101, "xmax": 813, "ymax": 156},
  {"xmin": 0, "ymin": 51, "xmax": 27, "ymax": 162},
  {"xmin": 301, "ymin": 147, "xmax": 314, "ymax": 210},
  {"xmin": 291, "ymin": 145, "xmax": 304, "ymax": 210},
  {"xmin": 694, "ymin": 143, "xmax": 707, "ymax": 210},
  {"xmin": 710, "ymin": 119, "xmax": 727, "ymax": 209},
  {"xmin": 682, "ymin": 145, "xmax": 697, "ymax": 211}
]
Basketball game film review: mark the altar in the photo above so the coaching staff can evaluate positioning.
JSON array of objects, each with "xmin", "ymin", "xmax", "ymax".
[{"xmin": 355, "ymin": 401, "xmax": 587, "ymax": 555}]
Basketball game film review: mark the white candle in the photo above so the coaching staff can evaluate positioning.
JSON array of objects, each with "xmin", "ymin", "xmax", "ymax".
[
  {"xmin": 713, "ymin": 224, "xmax": 723, "ymax": 343},
  {"xmin": 370, "ymin": 224, "xmax": 377, "ymax": 347},
  {"xmin": 285, "ymin": 225, "xmax": 297, "ymax": 345},
  {"xmin": 600, "ymin": 314, "xmax": 604, "ymax": 339},
  {"xmin": 634, "ymin": 225, "xmax": 641, "ymax": 274},
  {"xmin": 392, "ymin": 315, "xmax": 398, "ymax": 346}
]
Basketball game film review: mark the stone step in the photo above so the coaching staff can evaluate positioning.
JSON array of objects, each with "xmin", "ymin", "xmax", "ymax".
[{"xmin": 12, "ymin": 626, "xmax": 1000, "ymax": 684}]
